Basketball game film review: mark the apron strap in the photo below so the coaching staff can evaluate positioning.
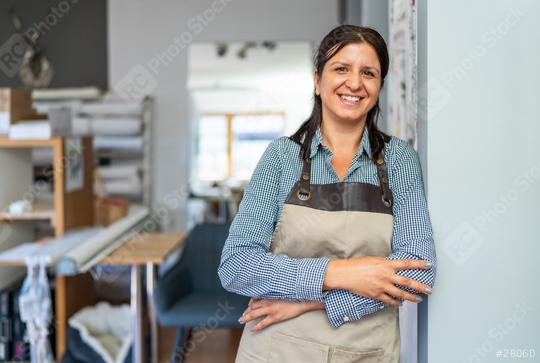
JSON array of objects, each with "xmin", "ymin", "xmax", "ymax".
[
  {"xmin": 297, "ymin": 148, "xmax": 393, "ymax": 207},
  {"xmin": 374, "ymin": 150, "xmax": 393, "ymax": 208},
  {"xmin": 297, "ymin": 157, "xmax": 312, "ymax": 201}
]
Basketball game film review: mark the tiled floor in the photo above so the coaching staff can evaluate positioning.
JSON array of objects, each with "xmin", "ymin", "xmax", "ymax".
[{"xmin": 159, "ymin": 327, "xmax": 243, "ymax": 363}]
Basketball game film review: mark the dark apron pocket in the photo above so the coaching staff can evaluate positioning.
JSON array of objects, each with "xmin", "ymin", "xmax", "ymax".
[
  {"xmin": 330, "ymin": 347, "xmax": 384, "ymax": 363},
  {"xmin": 269, "ymin": 332, "xmax": 329, "ymax": 363}
]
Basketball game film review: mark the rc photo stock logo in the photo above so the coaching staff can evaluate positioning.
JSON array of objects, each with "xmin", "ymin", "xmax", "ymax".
[
  {"xmin": 441, "ymin": 159, "xmax": 540, "ymax": 266},
  {"xmin": 114, "ymin": 64, "xmax": 158, "ymax": 103},
  {"xmin": 0, "ymin": 34, "xmax": 29, "ymax": 77},
  {"xmin": 417, "ymin": 78, "xmax": 452, "ymax": 122},
  {"xmin": 441, "ymin": 222, "xmax": 484, "ymax": 266}
]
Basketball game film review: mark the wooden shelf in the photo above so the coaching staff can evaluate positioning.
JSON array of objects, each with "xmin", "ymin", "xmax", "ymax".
[
  {"xmin": 0, "ymin": 202, "xmax": 55, "ymax": 223},
  {"xmin": 0, "ymin": 134, "xmax": 96, "ymax": 360},
  {"xmin": 0, "ymin": 136, "xmax": 63, "ymax": 148}
]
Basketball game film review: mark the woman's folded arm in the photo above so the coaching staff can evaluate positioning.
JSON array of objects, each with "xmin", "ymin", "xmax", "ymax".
[
  {"xmin": 218, "ymin": 138, "xmax": 330, "ymax": 302},
  {"xmin": 323, "ymin": 140, "xmax": 437, "ymax": 327}
]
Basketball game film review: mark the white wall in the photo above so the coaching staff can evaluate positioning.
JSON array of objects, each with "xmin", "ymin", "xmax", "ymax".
[
  {"xmin": 108, "ymin": 0, "xmax": 338, "ymax": 231},
  {"xmin": 420, "ymin": 0, "xmax": 540, "ymax": 361}
]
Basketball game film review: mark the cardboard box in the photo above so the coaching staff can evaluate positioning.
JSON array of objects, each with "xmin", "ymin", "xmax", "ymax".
[{"xmin": 0, "ymin": 88, "xmax": 45, "ymax": 134}]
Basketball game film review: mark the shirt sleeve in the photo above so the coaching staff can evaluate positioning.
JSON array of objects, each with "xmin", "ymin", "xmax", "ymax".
[
  {"xmin": 218, "ymin": 138, "xmax": 330, "ymax": 301},
  {"xmin": 323, "ymin": 140, "xmax": 437, "ymax": 328}
]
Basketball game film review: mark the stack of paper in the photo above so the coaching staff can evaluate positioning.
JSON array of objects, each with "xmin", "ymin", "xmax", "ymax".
[
  {"xmin": 8, "ymin": 108, "xmax": 71, "ymax": 140},
  {"xmin": 97, "ymin": 165, "xmax": 143, "ymax": 197},
  {"xmin": 32, "ymin": 87, "xmax": 103, "ymax": 100},
  {"xmin": 93, "ymin": 136, "xmax": 144, "ymax": 151},
  {"xmin": 92, "ymin": 117, "xmax": 142, "ymax": 135}
]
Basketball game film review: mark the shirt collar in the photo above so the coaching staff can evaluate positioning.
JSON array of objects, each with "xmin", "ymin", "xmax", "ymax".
[{"xmin": 309, "ymin": 125, "xmax": 372, "ymax": 160}]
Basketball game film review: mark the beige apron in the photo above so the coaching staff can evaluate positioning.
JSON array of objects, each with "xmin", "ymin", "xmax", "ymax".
[{"xmin": 235, "ymin": 150, "xmax": 400, "ymax": 363}]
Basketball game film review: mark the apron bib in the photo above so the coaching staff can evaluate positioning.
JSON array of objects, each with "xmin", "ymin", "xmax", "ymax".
[{"xmin": 235, "ymin": 150, "xmax": 400, "ymax": 363}]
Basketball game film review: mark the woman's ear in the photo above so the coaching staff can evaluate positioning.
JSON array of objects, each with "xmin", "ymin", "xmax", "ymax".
[{"xmin": 314, "ymin": 69, "xmax": 320, "ymax": 96}]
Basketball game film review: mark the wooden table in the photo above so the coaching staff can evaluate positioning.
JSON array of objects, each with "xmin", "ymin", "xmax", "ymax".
[{"xmin": 100, "ymin": 233, "xmax": 186, "ymax": 363}]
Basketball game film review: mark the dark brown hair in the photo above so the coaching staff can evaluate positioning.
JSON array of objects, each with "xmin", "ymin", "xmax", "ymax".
[{"xmin": 290, "ymin": 25, "xmax": 391, "ymax": 160}]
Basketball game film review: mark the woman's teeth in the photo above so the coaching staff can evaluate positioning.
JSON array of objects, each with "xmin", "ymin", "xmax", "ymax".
[{"xmin": 340, "ymin": 95, "xmax": 361, "ymax": 102}]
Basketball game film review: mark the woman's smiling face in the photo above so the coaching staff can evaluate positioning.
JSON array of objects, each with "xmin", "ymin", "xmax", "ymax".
[{"xmin": 315, "ymin": 42, "xmax": 382, "ymax": 126}]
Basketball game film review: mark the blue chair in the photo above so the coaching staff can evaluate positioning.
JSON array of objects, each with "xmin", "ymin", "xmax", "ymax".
[{"xmin": 155, "ymin": 223, "xmax": 249, "ymax": 362}]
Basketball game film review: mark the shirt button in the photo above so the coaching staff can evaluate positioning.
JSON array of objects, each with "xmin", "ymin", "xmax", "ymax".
[{"xmin": 343, "ymin": 315, "xmax": 350, "ymax": 322}]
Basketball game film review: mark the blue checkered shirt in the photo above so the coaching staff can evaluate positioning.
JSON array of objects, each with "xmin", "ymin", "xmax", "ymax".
[{"xmin": 218, "ymin": 126, "xmax": 437, "ymax": 327}]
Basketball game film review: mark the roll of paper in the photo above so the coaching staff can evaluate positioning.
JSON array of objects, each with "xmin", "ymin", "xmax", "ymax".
[{"xmin": 56, "ymin": 205, "xmax": 149, "ymax": 275}]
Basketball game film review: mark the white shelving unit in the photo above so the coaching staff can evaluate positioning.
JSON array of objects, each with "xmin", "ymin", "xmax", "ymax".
[{"xmin": 33, "ymin": 94, "xmax": 153, "ymax": 209}]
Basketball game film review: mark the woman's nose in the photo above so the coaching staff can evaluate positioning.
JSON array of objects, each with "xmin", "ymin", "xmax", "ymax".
[{"xmin": 345, "ymin": 74, "xmax": 362, "ymax": 91}]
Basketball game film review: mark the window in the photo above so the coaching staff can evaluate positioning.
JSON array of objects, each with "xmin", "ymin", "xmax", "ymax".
[{"xmin": 195, "ymin": 112, "xmax": 285, "ymax": 182}]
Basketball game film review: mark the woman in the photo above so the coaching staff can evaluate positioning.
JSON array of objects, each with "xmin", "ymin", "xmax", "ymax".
[{"xmin": 218, "ymin": 25, "xmax": 436, "ymax": 362}]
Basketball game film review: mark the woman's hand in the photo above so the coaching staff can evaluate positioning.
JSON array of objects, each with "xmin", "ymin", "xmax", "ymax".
[
  {"xmin": 239, "ymin": 298, "xmax": 325, "ymax": 332},
  {"xmin": 323, "ymin": 256, "xmax": 433, "ymax": 307}
]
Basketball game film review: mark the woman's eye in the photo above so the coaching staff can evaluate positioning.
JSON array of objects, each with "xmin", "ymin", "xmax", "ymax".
[
  {"xmin": 335, "ymin": 67, "xmax": 347, "ymax": 72},
  {"xmin": 363, "ymin": 70, "xmax": 375, "ymax": 77}
]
